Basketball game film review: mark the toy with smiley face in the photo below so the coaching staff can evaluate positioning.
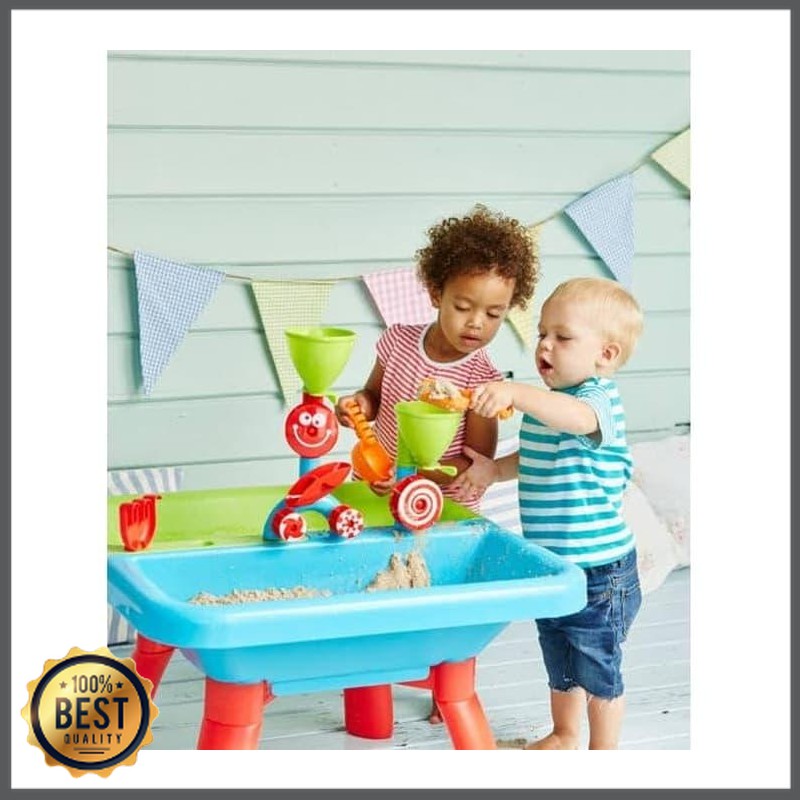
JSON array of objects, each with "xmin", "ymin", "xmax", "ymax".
[{"xmin": 284, "ymin": 394, "xmax": 339, "ymax": 458}]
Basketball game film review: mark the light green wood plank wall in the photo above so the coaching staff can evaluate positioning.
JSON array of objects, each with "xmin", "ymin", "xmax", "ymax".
[{"xmin": 108, "ymin": 50, "xmax": 690, "ymax": 491}]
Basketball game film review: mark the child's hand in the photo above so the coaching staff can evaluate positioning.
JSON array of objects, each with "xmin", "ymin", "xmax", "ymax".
[
  {"xmin": 469, "ymin": 382, "xmax": 515, "ymax": 419},
  {"xmin": 450, "ymin": 445, "xmax": 499, "ymax": 503},
  {"xmin": 335, "ymin": 394, "xmax": 361, "ymax": 429},
  {"xmin": 368, "ymin": 474, "xmax": 395, "ymax": 496}
]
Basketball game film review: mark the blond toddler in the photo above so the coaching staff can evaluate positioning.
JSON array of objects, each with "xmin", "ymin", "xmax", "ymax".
[{"xmin": 454, "ymin": 277, "xmax": 644, "ymax": 749}]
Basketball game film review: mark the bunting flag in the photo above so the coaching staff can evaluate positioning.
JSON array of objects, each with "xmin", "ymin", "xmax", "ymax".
[
  {"xmin": 134, "ymin": 250, "xmax": 226, "ymax": 395},
  {"xmin": 115, "ymin": 128, "xmax": 689, "ymax": 398},
  {"xmin": 651, "ymin": 128, "xmax": 690, "ymax": 189},
  {"xmin": 251, "ymin": 279, "xmax": 336, "ymax": 405},
  {"xmin": 506, "ymin": 305, "xmax": 535, "ymax": 351},
  {"xmin": 362, "ymin": 267, "xmax": 437, "ymax": 327},
  {"xmin": 506, "ymin": 224, "xmax": 542, "ymax": 350},
  {"xmin": 564, "ymin": 174, "xmax": 635, "ymax": 288}
]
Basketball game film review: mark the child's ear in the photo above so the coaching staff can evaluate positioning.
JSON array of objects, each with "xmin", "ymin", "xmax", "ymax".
[
  {"xmin": 429, "ymin": 288, "xmax": 441, "ymax": 309},
  {"xmin": 599, "ymin": 342, "xmax": 622, "ymax": 369}
]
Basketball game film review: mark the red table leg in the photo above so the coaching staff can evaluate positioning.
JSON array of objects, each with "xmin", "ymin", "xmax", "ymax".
[
  {"xmin": 130, "ymin": 634, "xmax": 175, "ymax": 697},
  {"xmin": 431, "ymin": 658, "xmax": 496, "ymax": 750},
  {"xmin": 343, "ymin": 684, "xmax": 394, "ymax": 739},
  {"xmin": 197, "ymin": 678, "xmax": 273, "ymax": 750},
  {"xmin": 402, "ymin": 673, "xmax": 433, "ymax": 690}
]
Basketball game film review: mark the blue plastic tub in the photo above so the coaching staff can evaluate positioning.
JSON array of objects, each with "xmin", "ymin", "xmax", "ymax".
[{"xmin": 108, "ymin": 518, "xmax": 586, "ymax": 695}]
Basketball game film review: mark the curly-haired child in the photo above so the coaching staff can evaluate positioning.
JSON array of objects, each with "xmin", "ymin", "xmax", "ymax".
[
  {"xmin": 336, "ymin": 204, "xmax": 539, "ymax": 722},
  {"xmin": 337, "ymin": 204, "xmax": 538, "ymax": 509}
]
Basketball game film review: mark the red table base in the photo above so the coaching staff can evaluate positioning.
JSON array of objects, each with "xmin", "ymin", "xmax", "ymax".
[{"xmin": 131, "ymin": 633, "xmax": 496, "ymax": 750}]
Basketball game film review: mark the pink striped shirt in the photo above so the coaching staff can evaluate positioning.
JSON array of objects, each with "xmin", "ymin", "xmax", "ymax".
[{"xmin": 373, "ymin": 324, "xmax": 502, "ymax": 512}]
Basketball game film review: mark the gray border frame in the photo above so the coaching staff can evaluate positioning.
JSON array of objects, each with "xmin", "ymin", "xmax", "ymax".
[{"xmin": 4, "ymin": 2, "xmax": 794, "ymax": 798}]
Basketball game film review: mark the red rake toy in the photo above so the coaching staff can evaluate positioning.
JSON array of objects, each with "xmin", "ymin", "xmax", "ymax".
[{"xmin": 119, "ymin": 494, "xmax": 162, "ymax": 552}]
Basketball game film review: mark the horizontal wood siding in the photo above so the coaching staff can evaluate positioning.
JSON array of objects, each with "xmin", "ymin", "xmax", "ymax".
[{"xmin": 108, "ymin": 51, "xmax": 689, "ymax": 490}]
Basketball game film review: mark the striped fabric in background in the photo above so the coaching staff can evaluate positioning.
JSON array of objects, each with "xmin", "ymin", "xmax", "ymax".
[
  {"xmin": 107, "ymin": 466, "xmax": 184, "ymax": 496},
  {"xmin": 479, "ymin": 435, "xmax": 522, "ymax": 535},
  {"xmin": 106, "ymin": 606, "xmax": 136, "ymax": 647},
  {"xmin": 107, "ymin": 466, "xmax": 184, "ymax": 644}
]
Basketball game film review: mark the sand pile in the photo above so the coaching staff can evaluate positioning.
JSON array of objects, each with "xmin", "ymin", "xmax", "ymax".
[
  {"xmin": 189, "ymin": 549, "xmax": 432, "ymax": 605},
  {"xmin": 189, "ymin": 586, "xmax": 331, "ymax": 605},
  {"xmin": 367, "ymin": 551, "xmax": 430, "ymax": 591}
]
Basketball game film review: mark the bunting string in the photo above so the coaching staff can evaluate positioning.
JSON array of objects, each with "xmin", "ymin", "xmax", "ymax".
[
  {"xmin": 106, "ymin": 126, "xmax": 688, "ymax": 285},
  {"xmin": 109, "ymin": 127, "xmax": 688, "ymax": 398}
]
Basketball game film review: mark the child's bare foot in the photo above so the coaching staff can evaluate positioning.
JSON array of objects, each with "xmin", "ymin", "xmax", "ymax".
[
  {"xmin": 428, "ymin": 701, "xmax": 443, "ymax": 725},
  {"xmin": 524, "ymin": 732, "xmax": 579, "ymax": 750}
]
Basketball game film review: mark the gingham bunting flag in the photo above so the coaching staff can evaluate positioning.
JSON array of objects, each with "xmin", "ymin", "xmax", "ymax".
[
  {"xmin": 564, "ymin": 174, "xmax": 635, "ymax": 287},
  {"xmin": 651, "ymin": 128, "xmax": 690, "ymax": 189},
  {"xmin": 362, "ymin": 267, "xmax": 437, "ymax": 327},
  {"xmin": 506, "ymin": 305, "xmax": 536, "ymax": 351},
  {"xmin": 506, "ymin": 224, "xmax": 541, "ymax": 350},
  {"xmin": 251, "ymin": 280, "xmax": 336, "ymax": 405},
  {"xmin": 134, "ymin": 250, "xmax": 226, "ymax": 395}
]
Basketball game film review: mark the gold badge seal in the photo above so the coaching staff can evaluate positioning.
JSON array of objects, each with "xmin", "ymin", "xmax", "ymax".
[{"xmin": 21, "ymin": 646, "xmax": 158, "ymax": 778}]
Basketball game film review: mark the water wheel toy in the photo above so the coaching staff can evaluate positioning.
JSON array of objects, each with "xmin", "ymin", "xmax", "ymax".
[
  {"xmin": 341, "ymin": 398, "xmax": 393, "ymax": 484},
  {"xmin": 418, "ymin": 376, "xmax": 514, "ymax": 420},
  {"xmin": 270, "ymin": 507, "xmax": 308, "ymax": 541},
  {"xmin": 389, "ymin": 401, "xmax": 463, "ymax": 532},
  {"xmin": 390, "ymin": 474, "xmax": 444, "ymax": 532},
  {"xmin": 263, "ymin": 327, "xmax": 365, "ymax": 543},
  {"xmin": 327, "ymin": 504, "xmax": 365, "ymax": 539},
  {"xmin": 284, "ymin": 461, "xmax": 352, "ymax": 509}
]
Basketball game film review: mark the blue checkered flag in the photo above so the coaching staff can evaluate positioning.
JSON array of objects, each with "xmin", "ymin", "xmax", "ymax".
[
  {"xmin": 133, "ymin": 251, "xmax": 226, "ymax": 395},
  {"xmin": 565, "ymin": 174, "xmax": 635, "ymax": 287}
]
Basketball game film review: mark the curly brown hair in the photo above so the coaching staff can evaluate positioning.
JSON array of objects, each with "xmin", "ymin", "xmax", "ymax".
[{"xmin": 415, "ymin": 204, "xmax": 539, "ymax": 310}]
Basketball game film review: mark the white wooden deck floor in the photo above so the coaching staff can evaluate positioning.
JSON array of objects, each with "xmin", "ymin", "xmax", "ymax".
[{"xmin": 112, "ymin": 567, "xmax": 689, "ymax": 751}]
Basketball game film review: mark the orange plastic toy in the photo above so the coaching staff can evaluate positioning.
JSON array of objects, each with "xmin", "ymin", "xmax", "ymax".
[
  {"xmin": 341, "ymin": 399, "xmax": 393, "ymax": 483},
  {"xmin": 418, "ymin": 377, "xmax": 514, "ymax": 420}
]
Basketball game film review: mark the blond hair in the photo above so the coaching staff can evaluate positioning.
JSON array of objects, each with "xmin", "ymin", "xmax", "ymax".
[{"xmin": 546, "ymin": 277, "xmax": 644, "ymax": 366}]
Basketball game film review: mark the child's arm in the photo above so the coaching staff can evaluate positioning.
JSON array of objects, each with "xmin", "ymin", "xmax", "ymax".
[
  {"xmin": 470, "ymin": 381, "xmax": 598, "ymax": 437},
  {"xmin": 335, "ymin": 360, "xmax": 396, "ymax": 496},
  {"xmin": 335, "ymin": 360, "xmax": 384, "ymax": 427}
]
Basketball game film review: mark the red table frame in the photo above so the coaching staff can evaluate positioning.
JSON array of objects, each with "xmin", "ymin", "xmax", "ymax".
[{"xmin": 132, "ymin": 633, "xmax": 496, "ymax": 750}]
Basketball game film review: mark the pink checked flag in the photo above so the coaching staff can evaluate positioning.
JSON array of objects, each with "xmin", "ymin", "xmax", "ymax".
[
  {"xmin": 564, "ymin": 174, "xmax": 635, "ymax": 288},
  {"xmin": 362, "ymin": 267, "xmax": 437, "ymax": 327},
  {"xmin": 134, "ymin": 250, "xmax": 226, "ymax": 395}
]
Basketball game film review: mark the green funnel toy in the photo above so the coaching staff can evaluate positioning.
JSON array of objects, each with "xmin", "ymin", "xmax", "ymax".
[
  {"xmin": 395, "ymin": 400, "xmax": 462, "ymax": 476},
  {"xmin": 285, "ymin": 327, "xmax": 357, "ymax": 396}
]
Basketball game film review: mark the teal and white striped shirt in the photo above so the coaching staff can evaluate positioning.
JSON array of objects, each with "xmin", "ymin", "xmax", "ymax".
[{"xmin": 518, "ymin": 377, "xmax": 634, "ymax": 569}]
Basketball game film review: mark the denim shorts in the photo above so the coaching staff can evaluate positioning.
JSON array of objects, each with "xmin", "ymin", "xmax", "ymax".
[{"xmin": 535, "ymin": 548, "xmax": 642, "ymax": 700}]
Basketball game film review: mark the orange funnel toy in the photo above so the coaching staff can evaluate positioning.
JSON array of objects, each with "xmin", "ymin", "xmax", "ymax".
[{"xmin": 341, "ymin": 399, "xmax": 393, "ymax": 484}]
